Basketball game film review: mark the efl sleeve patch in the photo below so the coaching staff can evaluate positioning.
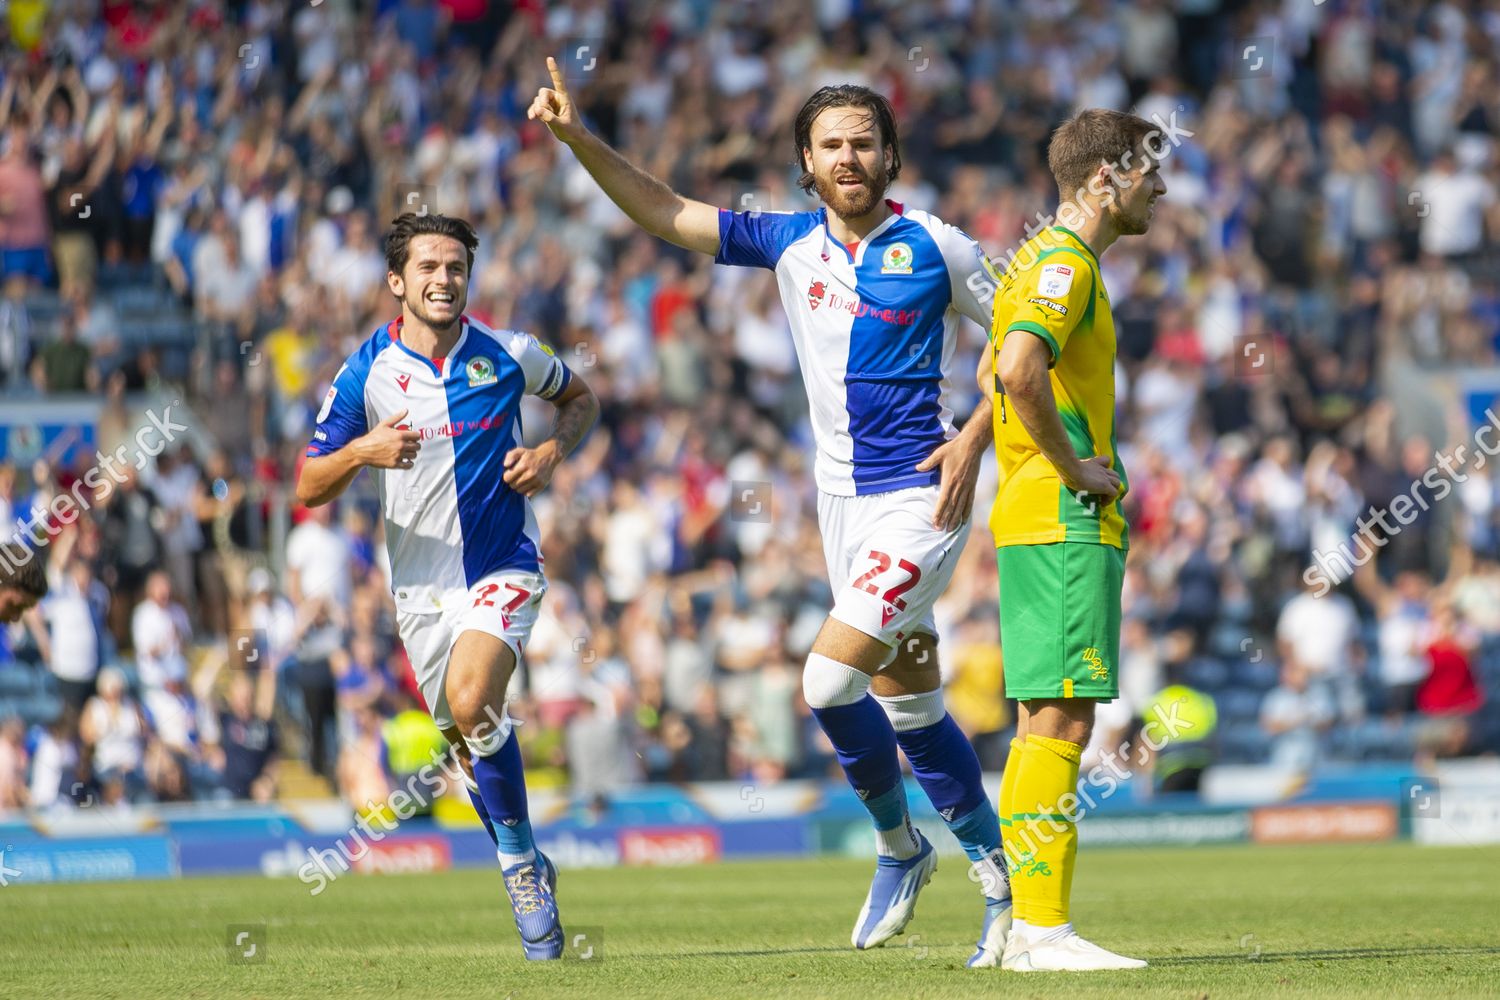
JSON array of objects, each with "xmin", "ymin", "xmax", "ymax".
[
  {"xmin": 316, "ymin": 385, "xmax": 338, "ymax": 423},
  {"xmin": 306, "ymin": 362, "xmax": 369, "ymax": 457},
  {"xmin": 1037, "ymin": 262, "xmax": 1075, "ymax": 298}
]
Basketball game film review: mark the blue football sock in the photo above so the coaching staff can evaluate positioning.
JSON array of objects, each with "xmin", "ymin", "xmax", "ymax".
[
  {"xmin": 469, "ymin": 728, "xmax": 536, "ymax": 866},
  {"xmin": 464, "ymin": 783, "xmax": 499, "ymax": 848},
  {"xmin": 812, "ymin": 696, "xmax": 917, "ymax": 855},
  {"xmin": 894, "ymin": 710, "xmax": 1006, "ymax": 898}
]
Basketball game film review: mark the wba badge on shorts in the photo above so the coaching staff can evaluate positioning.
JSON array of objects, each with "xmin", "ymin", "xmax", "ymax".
[{"xmin": 466, "ymin": 356, "xmax": 497, "ymax": 387}]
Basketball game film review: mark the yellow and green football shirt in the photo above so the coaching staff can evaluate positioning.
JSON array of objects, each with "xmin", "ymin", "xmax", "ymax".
[{"xmin": 989, "ymin": 226, "xmax": 1128, "ymax": 549}]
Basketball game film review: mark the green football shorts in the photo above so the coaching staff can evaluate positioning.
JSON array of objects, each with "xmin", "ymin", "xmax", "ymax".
[{"xmin": 996, "ymin": 542, "xmax": 1125, "ymax": 700}]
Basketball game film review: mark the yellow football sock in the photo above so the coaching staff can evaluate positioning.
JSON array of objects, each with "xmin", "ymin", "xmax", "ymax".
[
  {"xmin": 1010, "ymin": 734, "xmax": 1083, "ymax": 927},
  {"xmin": 998, "ymin": 737, "xmax": 1026, "ymax": 918}
]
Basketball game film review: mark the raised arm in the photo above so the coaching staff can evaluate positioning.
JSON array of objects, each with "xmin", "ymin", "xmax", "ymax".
[{"xmin": 528, "ymin": 57, "xmax": 720, "ymax": 256}]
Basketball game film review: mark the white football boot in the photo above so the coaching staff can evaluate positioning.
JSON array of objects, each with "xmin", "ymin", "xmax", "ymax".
[{"xmin": 1001, "ymin": 925, "xmax": 1147, "ymax": 972}]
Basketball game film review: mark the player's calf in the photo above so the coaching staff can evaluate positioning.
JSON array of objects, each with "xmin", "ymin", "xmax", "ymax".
[
  {"xmin": 875, "ymin": 678, "xmax": 1010, "ymax": 966},
  {"xmin": 447, "ymin": 630, "xmax": 563, "ymax": 959}
]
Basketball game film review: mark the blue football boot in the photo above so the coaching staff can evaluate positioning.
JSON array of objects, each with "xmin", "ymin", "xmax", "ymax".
[
  {"xmin": 503, "ymin": 852, "xmax": 563, "ymax": 960},
  {"xmin": 851, "ymin": 833, "xmax": 937, "ymax": 949}
]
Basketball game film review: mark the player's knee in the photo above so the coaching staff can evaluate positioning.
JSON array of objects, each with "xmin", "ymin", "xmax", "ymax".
[
  {"xmin": 446, "ymin": 680, "xmax": 502, "ymax": 739},
  {"xmin": 453, "ymin": 700, "xmax": 512, "ymax": 759},
  {"xmin": 802, "ymin": 652, "xmax": 873, "ymax": 709},
  {"xmin": 1024, "ymin": 698, "xmax": 1095, "ymax": 746}
]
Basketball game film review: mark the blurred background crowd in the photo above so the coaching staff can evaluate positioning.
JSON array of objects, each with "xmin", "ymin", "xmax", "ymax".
[{"xmin": 2, "ymin": 0, "xmax": 1500, "ymax": 815}]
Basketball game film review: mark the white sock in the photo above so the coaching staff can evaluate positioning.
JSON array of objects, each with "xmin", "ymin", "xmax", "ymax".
[
  {"xmin": 498, "ymin": 847, "xmax": 537, "ymax": 870},
  {"xmin": 1029, "ymin": 921, "xmax": 1075, "ymax": 944},
  {"xmin": 873, "ymin": 816, "xmax": 922, "ymax": 860}
]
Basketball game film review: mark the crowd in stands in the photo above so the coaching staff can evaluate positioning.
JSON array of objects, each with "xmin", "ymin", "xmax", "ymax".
[{"xmin": 1, "ymin": 0, "xmax": 1499, "ymax": 813}]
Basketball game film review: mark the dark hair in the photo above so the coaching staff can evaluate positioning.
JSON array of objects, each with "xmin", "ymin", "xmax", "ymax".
[
  {"xmin": 1046, "ymin": 109, "xmax": 1159, "ymax": 199},
  {"xmin": 383, "ymin": 213, "xmax": 480, "ymax": 278},
  {"xmin": 792, "ymin": 85, "xmax": 902, "ymax": 195},
  {"xmin": 0, "ymin": 544, "xmax": 48, "ymax": 600}
]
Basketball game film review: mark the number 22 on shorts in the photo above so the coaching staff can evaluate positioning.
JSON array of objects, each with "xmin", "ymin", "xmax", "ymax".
[{"xmin": 851, "ymin": 549, "xmax": 922, "ymax": 610}]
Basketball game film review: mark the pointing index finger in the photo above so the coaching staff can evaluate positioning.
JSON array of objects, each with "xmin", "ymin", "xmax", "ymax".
[{"xmin": 547, "ymin": 56, "xmax": 568, "ymax": 95}]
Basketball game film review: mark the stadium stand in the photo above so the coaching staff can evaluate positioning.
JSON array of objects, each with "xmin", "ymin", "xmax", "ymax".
[{"xmin": 1, "ymin": 0, "xmax": 1499, "ymax": 817}]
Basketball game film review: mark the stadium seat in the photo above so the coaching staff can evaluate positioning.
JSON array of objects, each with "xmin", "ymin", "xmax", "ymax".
[
  {"xmin": 1215, "ymin": 688, "xmax": 1263, "ymax": 722},
  {"xmin": 0, "ymin": 669, "xmax": 37, "ymax": 698},
  {"xmin": 1215, "ymin": 722, "xmax": 1270, "ymax": 764},
  {"xmin": 96, "ymin": 261, "xmax": 162, "ymax": 291},
  {"xmin": 1182, "ymin": 656, "xmax": 1229, "ymax": 691}
]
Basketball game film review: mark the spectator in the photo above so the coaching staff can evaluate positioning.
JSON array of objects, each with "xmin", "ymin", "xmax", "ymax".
[
  {"xmin": 289, "ymin": 599, "xmax": 342, "ymax": 781},
  {"xmin": 27, "ymin": 710, "xmax": 80, "ymax": 809},
  {"xmin": 205, "ymin": 666, "xmax": 280, "ymax": 802},
  {"xmin": 36, "ymin": 309, "xmax": 93, "ymax": 392},
  {"xmin": 0, "ymin": 716, "xmax": 28, "ymax": 809},
  {"xmin": 1356, "ymin": 563, "xmax": 1433, "ymax": 716},
  {"xmin": 149, "ymin": 448, "xmax": 204, "ymax": 624},
  {"xmin": 1261, "ymin": 662, "xmax": 1338, "ymax": 770},
  {"xmin": 1413, "ymin": 148, "xmax": 1496, "ymax": 261},
  {"xmin": 245, "ymin": 567, "xmax": 297, "ymax": 674},
  {"xmin": 192, "ymin": 214, "xmax": 258, "ymax": 326},
  {"xmin": 331, "ymin": 633, "xmax": 387, "ymax": 749},
  {"xmin": 944, "ymin": 615, "xmax": 1008, "ymax": 770},
  {"xmin": 130, "ymin": 570, "xmax": 191, "ymax": 693},
  {"xmin": 30, "ymin": 555, "xmax": 104, "ymax": 715},
  {"xmin": 1418, "ymin": 603, "xmax": 1484, "ymax": 718},
  {"xmin": 0, "ymin": 116, "xmax": 52, "ymax": 288},
  {"xmin": 1276, "ymin": 575, "xmax": 1365, "ymax": 722},
  {"xmin": 285, "ymin": 502, "xmax": 352, "ymax": 614},
  {"xmin": 78, "ymin": 666, "xmax": 146, "ymax": 800},
  {"xmin": 98, "ymin": 466, "xmax": 163, "ymax": 645}
]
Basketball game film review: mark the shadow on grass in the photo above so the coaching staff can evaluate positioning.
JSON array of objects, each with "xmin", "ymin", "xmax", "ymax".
[
  {"xmin": 1152, "ymin": 945, "xmax": 1500, "ymax": 966},
  {"xmin": 641, "ymin": 943, "xmax": 1500, "ymax": 964}
]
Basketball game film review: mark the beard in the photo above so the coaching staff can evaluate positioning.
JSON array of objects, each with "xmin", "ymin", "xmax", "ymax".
[
  {"xmin": 1106, "ymin": 197, "xmax": 1152, "ymax": 236},
  {"xmin": 405, "ymin": 290, "xmax": 465, "ymax": 330},
  {"xmin": 812, "ymin": 161, "xmax": 890, "ymax": 220}
]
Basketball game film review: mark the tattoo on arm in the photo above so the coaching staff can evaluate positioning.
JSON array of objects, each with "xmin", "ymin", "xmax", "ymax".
[{"xmin": 548, "ymin": 389, "xmax": 599, "ymax": 460}]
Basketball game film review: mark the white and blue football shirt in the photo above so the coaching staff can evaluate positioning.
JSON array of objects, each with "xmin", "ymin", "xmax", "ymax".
[
  {"xmin": 306, "ymin": 314, "xmax": 572, "ymax": 613},
  {"xmin": 716, "ymin": 200, "xmax": 994, "ymax": 496}
]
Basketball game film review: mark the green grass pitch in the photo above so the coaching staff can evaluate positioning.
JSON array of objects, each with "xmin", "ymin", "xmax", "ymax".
[{"xmin": 3, "ymin": 843, "xmax": 1498, "ymax": 998}]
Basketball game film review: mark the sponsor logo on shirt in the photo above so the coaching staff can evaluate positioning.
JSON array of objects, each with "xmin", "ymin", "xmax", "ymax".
[
  {"xmin": 395, "ymin": 372, "xmax": 412, "ymax": 393},
  {"xmin": 1028, "ymin": 296, "xmax": 1069, "ymax": 315},
  {"xmin": 808, "ymin": 286, "xmax": 923, "ymax": 326},
  {"xmin": 881, "ymin": 242, "xmax": 914, "ymax": 274},
  {"xmin": 410, "ymin": 414, "xmax": 509, "ymax": 440}
]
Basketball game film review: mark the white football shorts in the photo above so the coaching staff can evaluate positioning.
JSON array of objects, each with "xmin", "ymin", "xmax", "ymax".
[
  {"xmin": 395, "ymin": 569, "xmax": 547, "ymax": 732},
  {"xmin": 817, "ymin": 485, "xmax": 969, "ymax": 648}
]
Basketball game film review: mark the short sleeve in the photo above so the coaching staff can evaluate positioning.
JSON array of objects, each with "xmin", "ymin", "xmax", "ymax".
[
  {"xmin": 505, "ymin": 330, "xmax": 573, "ymax": 400},
  {"xmin": 305, "ymin": 363, "xmax": 369, "ymax": 457},
  {"xmin": 916, "ymin": 216, "xmax": 999, "ymax": 329},
  {"xmin": 715, "ymin": 209, "xmax": 817, "ymax": 269},
  {"xmin": 999, "ymin": 251, "xmax": 1095, "ymax": 364}
]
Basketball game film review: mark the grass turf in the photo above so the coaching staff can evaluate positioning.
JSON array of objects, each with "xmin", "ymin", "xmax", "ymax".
[{"xmin": 2, "ymin": 842, "xmax": 1498, "ymax": 998}]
